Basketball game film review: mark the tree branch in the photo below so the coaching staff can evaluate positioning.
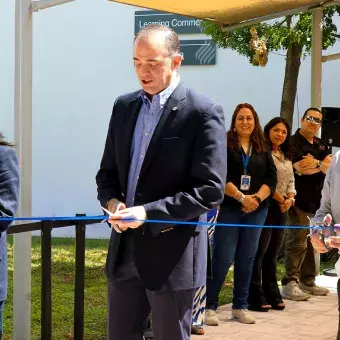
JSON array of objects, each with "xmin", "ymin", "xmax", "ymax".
[
  {"xmin": 286, "ymin": 15, "xmax": 292, "ymax": 29},
  {"xmin": 331, "ymin": 33, "xmax": 340, "ymax": 39},
  {"xmin": 275, "ymin": 17, "xmax": 288, "ymax": 28}
]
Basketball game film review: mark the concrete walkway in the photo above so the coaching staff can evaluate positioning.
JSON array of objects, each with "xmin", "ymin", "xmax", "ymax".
[{"xmin": 193, "ymin": 275, "xmax": 339, "ymax": 340}]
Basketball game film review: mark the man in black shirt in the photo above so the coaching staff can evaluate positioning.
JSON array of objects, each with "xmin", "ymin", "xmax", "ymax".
[{"xmin": 281, "ymin": 107, "xmax": 332, "ymax": 301}]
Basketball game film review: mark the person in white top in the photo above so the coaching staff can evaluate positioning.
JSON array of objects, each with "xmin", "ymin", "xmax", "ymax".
[{"xmin": 248, "ymin": 117, "xmax": 296, "ymax": 312}]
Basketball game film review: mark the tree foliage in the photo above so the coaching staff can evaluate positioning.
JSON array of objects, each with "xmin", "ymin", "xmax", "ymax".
[{"xmin": 201, "ymin": 7, "xmax": 340, "ymax": 65}]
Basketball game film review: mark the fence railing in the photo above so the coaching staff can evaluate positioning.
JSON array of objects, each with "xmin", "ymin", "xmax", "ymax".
[
  {"xmin": 8, "ymin": 215, "xmax": 336, "ymax": 339},
  {"xmin": 7, "ymin": 215, "xmax": 100, "ymax": 340},
  {"xmin": 7, "ymin": 216, "xmax": 154, "ymax": 339}
]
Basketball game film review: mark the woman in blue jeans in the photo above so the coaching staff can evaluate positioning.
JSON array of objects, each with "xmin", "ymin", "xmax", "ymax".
[
  {"xmin": 205, "ymin": 103, "xmax": 277, "ymax": 325},
  {"xmin": 0, "ymin": 134, "xmax": 20, "ymax": 340}
]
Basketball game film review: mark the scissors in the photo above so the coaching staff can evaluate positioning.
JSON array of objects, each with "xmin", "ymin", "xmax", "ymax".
[{"xmin": 101, "ymin": 203, "xmax": 125, "ymax": 232}]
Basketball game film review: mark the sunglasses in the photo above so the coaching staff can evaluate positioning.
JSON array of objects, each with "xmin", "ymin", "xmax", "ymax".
[{"xmin": 305, "ymin": 115, "xmax": 322, "ymax": 125}]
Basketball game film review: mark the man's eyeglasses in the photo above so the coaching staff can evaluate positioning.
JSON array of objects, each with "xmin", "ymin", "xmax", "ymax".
[{"xmin": 305, "ymin": 115, "xmax": 322, "ymax": 125}]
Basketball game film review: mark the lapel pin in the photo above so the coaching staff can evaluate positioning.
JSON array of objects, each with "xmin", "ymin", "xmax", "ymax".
[{"xmin": 172, "ymin": 106, "xmax": 178, "ymax": 111}]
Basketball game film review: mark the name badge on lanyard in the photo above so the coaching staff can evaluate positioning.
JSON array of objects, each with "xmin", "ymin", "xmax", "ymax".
[{"xmin": 240, "ymin": 145, "xmax": 251, "ymax": 191}]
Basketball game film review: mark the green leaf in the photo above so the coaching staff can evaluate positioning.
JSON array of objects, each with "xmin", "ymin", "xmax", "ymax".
[{"xmin": 201, "ymin": 5, "xmax": 340, "ymax": 61}]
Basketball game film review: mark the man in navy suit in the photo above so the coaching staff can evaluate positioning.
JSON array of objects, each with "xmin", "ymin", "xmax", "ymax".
[{"xmin": 96, "ymin": 24, "xmax": 227, "ymax": 340}]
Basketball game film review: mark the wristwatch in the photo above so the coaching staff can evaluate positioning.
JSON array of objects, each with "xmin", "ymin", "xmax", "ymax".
[
  {"xmin": 316, "ymin": 160, "xmax": 322, "ymax": 168},
  {"xmin": 253, "ymin": 195, "xmax": 262, "ymax": 204}
]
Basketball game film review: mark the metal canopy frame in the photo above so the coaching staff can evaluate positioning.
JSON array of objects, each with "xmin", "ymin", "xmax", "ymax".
[
  {"xmin": 13, "ymin": 0, "xmax": 339, "ymax": 339},
  {"xmin": 14, "ymin": 1, "xmax": 74, "ymax": 339}
]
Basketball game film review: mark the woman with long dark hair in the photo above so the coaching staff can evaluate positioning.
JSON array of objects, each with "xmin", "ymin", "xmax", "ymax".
[
  {"xmin": 205, "ymin": 104, "xmax": 277, "ymax": 325},
  {"xmin": 248, "ymin": 117, "xmax": 296, "ymax": 312},
  {"xmin": 0, "ymin": 133, "xmax": 19, "ymax": 340}
]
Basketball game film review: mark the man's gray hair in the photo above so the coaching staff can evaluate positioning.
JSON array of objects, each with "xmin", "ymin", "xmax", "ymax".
[{"xmin": 134, "ymin": 24, "xmax": 180, "ymax": 57}]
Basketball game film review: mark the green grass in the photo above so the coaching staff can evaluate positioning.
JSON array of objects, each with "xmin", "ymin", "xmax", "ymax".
[
  {"xmin": 2, "ymin": 236, "xmax": 337, "ymax": 339},
  {"xmin": 4, "ymin": 236, "xmax": 109, "ymax": 340}
]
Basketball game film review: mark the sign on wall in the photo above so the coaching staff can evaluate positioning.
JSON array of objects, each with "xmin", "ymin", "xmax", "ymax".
[
  {"xmin": 135, "ymin": 10, "xmax": 203, "ymax": 35},
  {"xmin": 180, "ymin": 40, "xmax": 216, "ymax": 66}
]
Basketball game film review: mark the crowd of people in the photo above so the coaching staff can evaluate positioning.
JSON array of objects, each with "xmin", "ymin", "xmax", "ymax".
[
  {"xmin": 96, "ymin": 23, "xmax": 339, "ymax": 340},
  {"xmin": 0, "ymin": 23, "xmax": 339, "ymax": 340},
  {"xmin": 197, "ymin": 106, "xmax": 333, "ymax": 334}
]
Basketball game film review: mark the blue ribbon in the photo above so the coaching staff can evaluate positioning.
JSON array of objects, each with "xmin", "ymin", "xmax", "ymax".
[{"xmin": 0, "ymin": 215, "xmax": 313, "ymax": 229}]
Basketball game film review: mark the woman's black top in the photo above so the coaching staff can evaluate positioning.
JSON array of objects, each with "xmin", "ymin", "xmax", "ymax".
[{"xmin": 221, "ymin": 146, "xmax": 277, "ymax": 209}]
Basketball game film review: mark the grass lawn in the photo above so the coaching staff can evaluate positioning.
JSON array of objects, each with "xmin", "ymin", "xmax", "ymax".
[
  {"xmin": 4, "ymin": 236, "xmax": 110, "ymax": 340},
  {"xmin": 2, "ymin": 236, "xmax": 336, "ymax": 339}
]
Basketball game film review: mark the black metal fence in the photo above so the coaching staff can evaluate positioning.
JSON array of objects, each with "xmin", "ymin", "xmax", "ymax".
[
  {"xmin": 7, "ymin": 215, "xmax": 99, "ymax": 340},
  {"xmin": 7, "ymin": 216, "xmax": 154, "ymax": 340}
]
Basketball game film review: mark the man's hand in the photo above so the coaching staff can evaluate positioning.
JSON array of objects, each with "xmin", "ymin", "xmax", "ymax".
[
  {"xmin": 107, "ymin": 198, "xmax": 126, "ymax": 213},
  {"xmin": 310, "ymin": 233, "xmax": 329, "ymax": 253},
  {"xmin": 328, "ymin": 236, "xmax": 340, "ymax": 249},
  {"xmin": 106, "ymin": 198, "xmax": 126, "ymax": 233},
  {"xmin": 298, "ymin": 154, "xmax": 318, "ymax": 170},
  {"xmin": 323, "ymin": 154, "xmax": 333, "ymax": 163},
  {"xmin": 108, "ymin": 206, "xmax": 146, "ymax": 231}
]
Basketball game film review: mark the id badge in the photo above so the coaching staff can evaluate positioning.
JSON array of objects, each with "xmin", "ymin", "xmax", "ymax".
[{"xmin": 240, "ymin": 175, "xmax": 251, "ymax": 191}]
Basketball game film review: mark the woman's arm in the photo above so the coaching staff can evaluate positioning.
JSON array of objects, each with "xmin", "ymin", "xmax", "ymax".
[
  {"xmin": 0, "ymin": 147, "xmax": 20, "ymax": 233},
  {"xmin": 225, "ymin": 182, "xmax": 239, "ymax": 197},
  {"xmin": 255, "ymin": 184, "xmax": 271, "ymax": 202},
  {"xmin": 272, "ymin": 189, "xmax": 286, "ymax": 204},
  {"xmin": 255, "ymin": 151, "xmax": 277, "ymax": 202}
]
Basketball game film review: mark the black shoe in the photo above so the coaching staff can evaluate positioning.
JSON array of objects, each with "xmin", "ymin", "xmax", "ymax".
[
  {"xmin": 270, "ymin": 302, "xmax": 285, "ymax": 310},
  {"xmin": 248, "ymin": 304, "xmax": 271, "ymax": 312}
]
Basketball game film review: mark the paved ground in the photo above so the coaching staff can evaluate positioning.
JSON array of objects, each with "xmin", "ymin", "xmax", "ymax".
[{"xmin": 193, "ymin": 275, "xmax": 339, "ymax": 340}]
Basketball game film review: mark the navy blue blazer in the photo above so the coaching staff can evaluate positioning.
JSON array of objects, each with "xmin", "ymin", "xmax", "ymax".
[
  {"xmin": 0, "ymin": 146, "xmax": 19, "ymax": 301},
  {"xmin": 96, "ymin": 83, "xmax": 227, "ymax": 291}
]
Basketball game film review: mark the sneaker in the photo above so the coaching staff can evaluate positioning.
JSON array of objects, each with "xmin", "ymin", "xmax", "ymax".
[
  {"xmin": 281, "ymin": 281, "xmax": 311, "ymax": 301},
  {"xmin": 232, "ymin": 309, "xmax": 256, "ymax": 324},
  {"xmin": 299, "ymin": 282, "xmax": 329, "ymax": 296},
  {"xmin": 204, "ymin": 309, "xmax": 218, "ymax": 326}
]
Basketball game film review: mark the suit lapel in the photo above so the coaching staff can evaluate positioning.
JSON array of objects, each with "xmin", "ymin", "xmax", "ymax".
[
  {"xmin": 139, "ymin": 83, "xmax": 186, "ymax": 177},
  {"xmin": 120, "ymin": 95, "xmax": 143, "ymax": 194}
]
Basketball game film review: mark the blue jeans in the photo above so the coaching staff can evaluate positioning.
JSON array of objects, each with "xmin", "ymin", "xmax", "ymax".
[
  {"xmin": 206, "ymin": 205, "xmax": 268, "ymax": 310},
  {"xmin": 0, "ymin": 300, "xmax": 4, "ymax": 339}
]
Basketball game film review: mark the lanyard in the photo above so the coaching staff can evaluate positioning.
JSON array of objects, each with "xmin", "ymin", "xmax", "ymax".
[{"xmin": 241, "ymin": 144, "xmax": 251, "ymax": 175}]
